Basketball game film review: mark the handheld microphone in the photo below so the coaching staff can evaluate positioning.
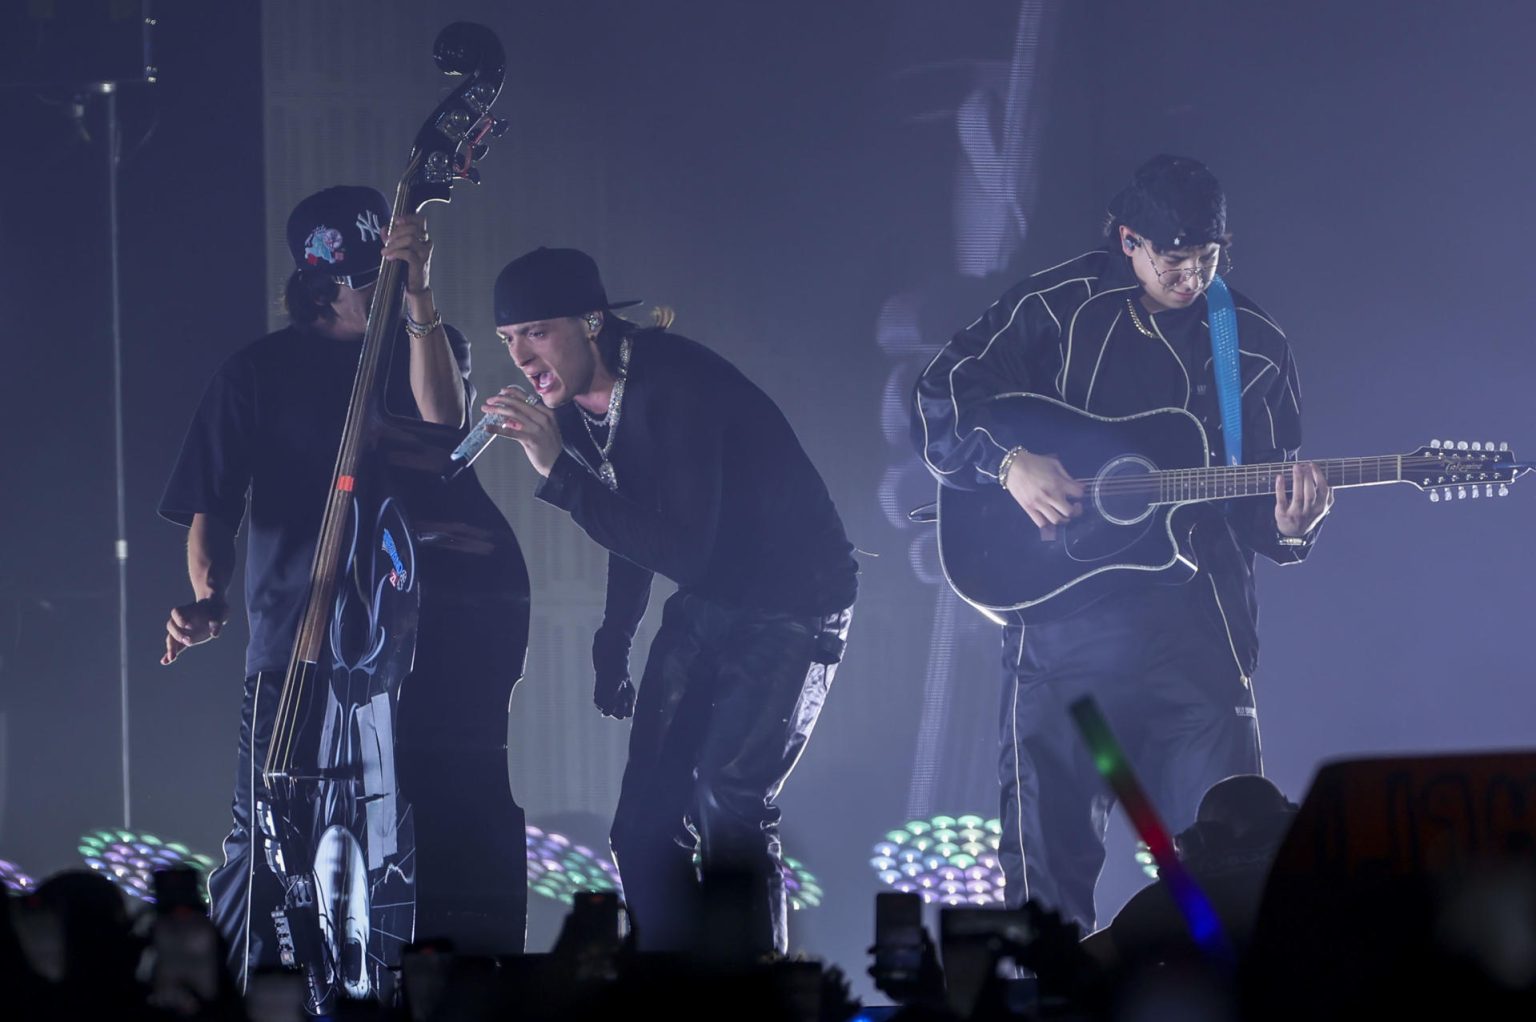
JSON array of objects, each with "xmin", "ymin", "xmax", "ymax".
[{"xmin": 443, "ymin": 389, "xmax": 542, "ymax": 481}]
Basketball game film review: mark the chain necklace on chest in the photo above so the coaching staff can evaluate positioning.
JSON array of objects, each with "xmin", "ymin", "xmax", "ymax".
[
  {"xmin": 579, "ymin": 335, "xmax": 632, "ymax": 492},
  {"xmin": 1125, "ymin": 296, "xmax": 1160, "ymax": 339}
]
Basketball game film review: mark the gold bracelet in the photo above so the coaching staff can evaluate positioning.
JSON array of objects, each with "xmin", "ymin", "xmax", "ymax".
[
  {"xmin": 997, "ymin": 445, "xmax": 1028, "ymax": 487},
  {"xmin": 404, "ymin": 308, "xmax": 442, "ymax": 339}
]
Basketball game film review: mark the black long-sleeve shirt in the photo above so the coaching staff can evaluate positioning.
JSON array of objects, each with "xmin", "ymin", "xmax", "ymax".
[
  {"xmin": 537, "ymin": 329, "xmax": 858, "ymax": 655},
  {"xmin": 912, "ymin": 248, "xmax": 1319, "ymax": 676}
]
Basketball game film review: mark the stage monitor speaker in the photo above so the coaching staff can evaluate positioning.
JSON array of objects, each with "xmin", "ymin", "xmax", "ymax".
[
  {"xmin": 0, "ymin": 0, "xmax": 156, "ymax": 90},
  {"xmin": 1246, "ymin": 751, "xmax": 1536, "ymax": 1019},
  {"xmin": 1268, "ymin": 750, "xmax": 1536, "ymax": 880}
]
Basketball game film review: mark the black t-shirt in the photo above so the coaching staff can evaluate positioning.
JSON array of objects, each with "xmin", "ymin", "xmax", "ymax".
[
  {"xmin": 536, "ymin": 330, "xmax": 858, "ymax": 636},
  {"xmin": 159, "ymin": 324, "xmax": 472, "ymax": 676}
]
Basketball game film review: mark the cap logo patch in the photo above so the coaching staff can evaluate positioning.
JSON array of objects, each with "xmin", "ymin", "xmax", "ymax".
[
  {"xmin": 304, "ymin": 226, "xmax": 346, "ymax": 265},
  {"xmin": 355, "ymin": 209, "xmax": 384, "ymax": 243}
]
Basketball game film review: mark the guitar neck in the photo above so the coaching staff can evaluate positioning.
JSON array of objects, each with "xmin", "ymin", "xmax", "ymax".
[
  {"xmin": 1150, "ymin": 447, "xmax": 1524, "ymax": 503},
  {"xmin": 1153, "ymin": 456, "xmax": 1404, "ymax": 503}
]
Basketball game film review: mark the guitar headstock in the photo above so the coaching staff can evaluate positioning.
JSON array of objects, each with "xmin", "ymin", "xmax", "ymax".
[
  {"xmin": 1407, "ymin": 440, "xmax": 1520, "ymax": 502},
  {"xmin": 403, "ymin": 23, "xmax": 509, "ymax": 212}
]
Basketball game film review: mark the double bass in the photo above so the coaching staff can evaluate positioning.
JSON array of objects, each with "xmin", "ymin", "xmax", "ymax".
[{"xmin": 257, "ymin": 23, "xmax": 528, "ymax": 1012}]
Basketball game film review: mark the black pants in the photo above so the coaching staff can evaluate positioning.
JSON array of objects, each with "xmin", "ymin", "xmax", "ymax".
[
  {"xmin": 206, "ymin": 670, "xmax": 526, "ymax": 990},
  {"xmin": 997, "ymin": 579, "xmax": 1261, "ymax": 931},
  {"xmin": 206, "ymin": 672, "xmax": 287, "ymax": 990},
  {"xmin": 609, "ymin": 591, "xmax": 852, "ymax": 956}
]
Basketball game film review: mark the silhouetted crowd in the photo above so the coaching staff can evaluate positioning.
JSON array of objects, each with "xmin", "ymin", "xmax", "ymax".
[{"xmin": 6, "ymin": 774, "xmax": 1536, "ymax": 1020}]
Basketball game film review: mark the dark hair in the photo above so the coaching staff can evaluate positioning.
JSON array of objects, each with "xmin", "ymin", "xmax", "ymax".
[
  {"xmin": 282, "ymin": 268, "xmax": 341, "ymax": 327},
  {"xmin": 1171, "ymin": 776, "xmax": 1298, "ymax": 874},
  {"xmin": 1104, "ymin": 154, "xmax": 1230, "ymax": 251},
  {"xmin": 1102, "ymin": 214, "xmax": 1133, "ymax": 258}
]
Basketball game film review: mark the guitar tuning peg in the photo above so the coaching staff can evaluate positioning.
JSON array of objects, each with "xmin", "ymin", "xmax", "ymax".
[
  {"xmin": 1471, "ymin": 442, "xmax": 1482, "ymax": 451},
  {"xmin": 1500, "ymin": 484, "xmax": 1510, "ymax": 496},
  {"xmin": 1485, "ymin": 484, "xmax": 1493, "ymax": 497},
  {"xmin": 1444, "ymin": 487, "xmax": 1453, "ymax": 501},
  {"xmin": 1429, "ymin": 489, "xmax": 1441, "ymax": 502},
  {"xmin": 1500, "ymin": 442, "xmax": 1510, "ymax": 452},
  {"xmin": 1471, "ymin": 486, "xmax": 1480, "ymax": 498},
  {"xmin": 1457, "ymin": 441, "xmax": 1469, "ymax": 451},
  {"xmin": 1431, "ymin": 439, "xmax": 1442, "ymax": 449},
  {"xmin": 1485, "ymin": 441, "xmax": 1495, "ymax": 452},
  {"xmin": 1457, "ymin": 486, "xmax": 1467, "ymax": 499}
]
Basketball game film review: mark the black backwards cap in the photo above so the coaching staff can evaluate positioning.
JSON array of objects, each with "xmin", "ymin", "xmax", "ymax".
[
  {"xmin": 493, "ymin": 247, "xmax": 640, "ymax": 326},
  {"xmin": 1107, "ymin": 154, "xmax": 1228, "ymax": 250}
]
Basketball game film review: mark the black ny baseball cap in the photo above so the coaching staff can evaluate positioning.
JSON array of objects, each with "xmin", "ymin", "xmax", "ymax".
[{"xmin": 285, "ymin": 185, "xmax": 391, "ymax": 289}]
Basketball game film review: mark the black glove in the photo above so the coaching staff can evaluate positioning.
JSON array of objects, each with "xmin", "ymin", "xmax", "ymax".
[{"xmin": 592, "ymin": 628, "xmax": 637, "ymax": 719}]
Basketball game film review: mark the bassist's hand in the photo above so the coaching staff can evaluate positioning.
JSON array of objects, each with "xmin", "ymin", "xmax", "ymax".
[
  {"xmin": 1003, "ymin": 451, "xmax": 1084, "ymax": 531},
  {"xmin": 161, "ymin": 596, "xmax": 228, "ymax": 665},
  {"xmin": 385, "ymin": 211, "xmax": 433, "ymax": 295}
]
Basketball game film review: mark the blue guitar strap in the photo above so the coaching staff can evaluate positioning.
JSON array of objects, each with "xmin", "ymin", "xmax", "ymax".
[{"xmin": 1205, "ymin": 275, "xmax": 1242, "ymax": 465}]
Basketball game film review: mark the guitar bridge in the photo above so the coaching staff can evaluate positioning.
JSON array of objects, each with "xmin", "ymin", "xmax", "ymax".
[{"xmin": 272, "ymin": 907, "xmax": 298, "ymax": 968}]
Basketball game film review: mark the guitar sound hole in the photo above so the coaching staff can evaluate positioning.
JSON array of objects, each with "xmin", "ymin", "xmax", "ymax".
[{"xmin": 1092, "ymin": 455, "xmax": 1158, "ymax": 526}]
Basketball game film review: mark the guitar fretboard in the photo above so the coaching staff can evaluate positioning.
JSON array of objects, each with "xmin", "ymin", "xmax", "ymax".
[
  {"xmin": 1157, "ymin": 456, "xmax": 1402, "ymax": 502},
  {"xmin": 1079, "ymin": 451, "xmax": 1515, "ymax": 505}
]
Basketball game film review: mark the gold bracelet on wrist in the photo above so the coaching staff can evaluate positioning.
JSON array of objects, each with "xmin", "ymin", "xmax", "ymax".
[{"xmin": 997, "ymin": 445, "xmax": 1028, "ymax": 487}]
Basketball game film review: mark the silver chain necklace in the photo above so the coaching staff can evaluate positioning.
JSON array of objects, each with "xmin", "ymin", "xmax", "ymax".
[{"xmin": 579, "ymin": 335, "xmax": 632, "ymax": 491}]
